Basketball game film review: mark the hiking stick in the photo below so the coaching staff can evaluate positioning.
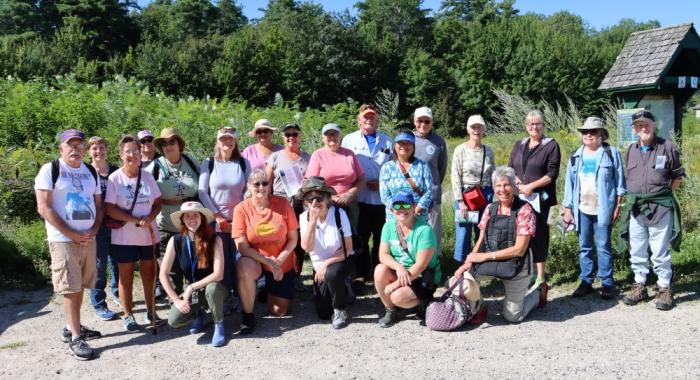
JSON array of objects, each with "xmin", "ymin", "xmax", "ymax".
[{"xmin": 148, "ymin": 223, "xmax": 158, "ymax": 335}]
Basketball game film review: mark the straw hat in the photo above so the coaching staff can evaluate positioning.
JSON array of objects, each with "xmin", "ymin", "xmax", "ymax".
[
  {"xmin": 170, "ymin": 201, "xmax": 215, "ymax": 230},
  {"xmin": 153, "ymin": 128, "xmax": 186, "ymax": 152}
]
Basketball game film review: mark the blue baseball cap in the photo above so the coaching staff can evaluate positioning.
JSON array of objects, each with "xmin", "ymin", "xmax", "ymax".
[
  {"xmin": 394, "ymin": 131, "xmax": 415, "ymax": 144},
  {"xmin": 391, "ymin": 190, "xmax": 415, "ymax": 205}
]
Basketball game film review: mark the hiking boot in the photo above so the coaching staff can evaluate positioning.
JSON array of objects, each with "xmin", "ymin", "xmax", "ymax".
[
  {"xmin": 469, "ymin": 302, "xmax": 488, "ymax": 325},
  {"xmin": 154, "ymin": 283, "xmax": 166, "ymax": 300},
  {"xmin": 378, "ymin": 308, "xmax": 399, "ymax": 328},
  {"xmin": 62, "ymin": 325, "xmax": 102, "ymax": 343},
  {"xmin": 239, "ymin": 313, "xmax": 256, "ymax": 335},
  {"xmin": 144, "ymin": 311, "xmax": 166, "ymax": 327},
  {"xmin": 67, "ymin": 336, "xmax": 95, "ymax": 361},
  {"xmin": 600, "ymin": 285, "xmax": 617, "ymax": 300},
  {"xmin": 188, "ymin": 310, "xmax": 206, "ymax": 334},
  {"xmin": 655, "ymin": 287, "xmax": 674, "ymax": 311},
  {"xmin": 211, "ymin": 322, "xmax": 225, "ymax": 347},
  {"xmin": 622, "ymin": 283, "xmax": 648, "ymax": 306},
  {"xmin": 572, "ymin": 282, "xmax": 594, "ymax": 297},
  {"xmin": 538, "ymin": 282, "xmax": 550, "ymax": 308},
  {"xmin": 123, "ymin": 313, "xmax": 140, "ymax": 332},
  {"xmin": 332, "ymin": 309, "xmax": 348, "ymax": 329}
]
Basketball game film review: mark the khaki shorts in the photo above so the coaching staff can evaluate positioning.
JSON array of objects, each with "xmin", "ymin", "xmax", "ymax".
[{"xmin": 49, "ymin": 240, "xmax": 97, "ymax": 294}]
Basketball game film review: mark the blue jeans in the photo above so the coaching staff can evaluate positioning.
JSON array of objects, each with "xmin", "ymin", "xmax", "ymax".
[
  {"xmin": 453, "ymin": 186, "xmax": 493, "ymax": 263},
  {"xmin": 90, "ymin": 226, "xmax": 119, "ymax": 309},
  {"xmin": 217, "ymin": 231, "xmax": 238, "ymax": 293},
  {"xmin": 578, "ymin": 212, "xmax": 614, "ymax": 287}
]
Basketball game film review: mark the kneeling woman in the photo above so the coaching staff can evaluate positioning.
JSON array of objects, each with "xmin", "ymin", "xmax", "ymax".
[
  {"xmin": 454, "ymin": 166, "xmax": 543, "ymax": 323},
  {"xmin": 298, "ymin": 177, "xmax": 354, "ymax": 329},
  {"xmin": 160, "ymin": 202, "xmax": 228, "ymax": 347},
  {"xmin": 233, "ymin": 169, "xmax": 299, "ymax": 334},
  {"xmin": 374, "ymin": 191, "xmax": 441, "ymax": 328}
]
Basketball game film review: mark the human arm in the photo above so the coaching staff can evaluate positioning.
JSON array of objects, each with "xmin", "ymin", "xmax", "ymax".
[
  {"xmin": 562, "ymin": 151, "xmax": 576, "ymax": 225},
  {"xmin": 437, "ymin": 138, "xmax": 448, "ymax": 184},
  {"xmin": 451, "ymin": 146, "xmax": 464, "ymax": 202},
  {"xmin": 415, "ymin": 162, "xmax": 433, "ymax": 215},
  {"xmin": 159, "ymin": 237, "xmax": 191, "ymax": 314}
]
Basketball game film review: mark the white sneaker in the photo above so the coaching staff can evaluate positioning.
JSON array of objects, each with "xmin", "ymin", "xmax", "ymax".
[{"xmin": 331, "ymin": 309, "xmax": 348, "ymax": 329}]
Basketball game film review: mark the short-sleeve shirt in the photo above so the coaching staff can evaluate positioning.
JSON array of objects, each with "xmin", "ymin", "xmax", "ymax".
[
  {"xmin": 231, "ymin": 196, "xmax": 299, "ymax": 273},
  {"xmin": 299, "ymin": 206, "xmax": 352, "ymax": 271},
  {"xmin": 34, "ymin": 159, "xmax": 101, "ymax": 242},
  {"xmin": 478, "ymin": 202, "xmax": 536, "ymax": 237},
  {"xmin": 147, "ymin": 155, "xmax": 199, "ymax": 234},
  {"xmin": 625, "ymin": 136, "xmax": 685, "ymax": 225},
  {"xmin": 267, "ymin": 150, "xmax": 311, "ymax": 198},
  {"xmin": 105, "ymin": 168, "xmax": 161, "ymax": 246},
  {"xmin": 380, "ymin": 219, "xmax": 441, "ymax": 283},
  {"xmin": 306, "ymin": 147, "xmax": 365, "ymax": 195},
  {"xmin": 241, "ymin": 144, "xmax": 283, "ymax": 171}
]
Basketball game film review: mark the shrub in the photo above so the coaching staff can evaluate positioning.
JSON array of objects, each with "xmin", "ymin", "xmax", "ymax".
[{"xmin": 0, "ymin": 220, "xmax": 49, "ymax": 287}]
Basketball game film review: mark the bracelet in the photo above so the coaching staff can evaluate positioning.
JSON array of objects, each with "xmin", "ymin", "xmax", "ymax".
[{"xmin": 491, "ymin": 252, "xmax": 496, "ymax": 261}]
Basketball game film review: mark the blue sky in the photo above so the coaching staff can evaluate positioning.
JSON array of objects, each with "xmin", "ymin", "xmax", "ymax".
[{"xmin": 135, "ymin": 0, "xmax": 700, "ymax": 30}]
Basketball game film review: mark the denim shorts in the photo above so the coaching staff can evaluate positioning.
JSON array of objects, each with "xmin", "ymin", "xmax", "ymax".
[{"xmin": 111, "ymin": 244, "xmax": 159, "ymax": 264}]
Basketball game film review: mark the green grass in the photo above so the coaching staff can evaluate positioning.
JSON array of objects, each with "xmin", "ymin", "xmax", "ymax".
[{"xmin": 0, "ymin": 341, "xmax": 27, "ymax": 350}]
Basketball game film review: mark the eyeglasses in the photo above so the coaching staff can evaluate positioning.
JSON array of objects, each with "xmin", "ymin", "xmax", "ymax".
[
  {"xmin": 65, "ymin": 142, "xmax": 85, "ymax": 150},
  {"xmin": 305, "ymin": 195, "xmax": 324, "ymax": 203},
  {"xmin": 140, "ymin": 138, "xmax": 154, "ymax": 144},
  {"xmin": 163, "ymin": 138, "xmax": 179, "ymax": 146},
  {"xmin": 392, "ymin": 202, "xmax": 412, "ymax": 210},
  {"xmin": 284, "ymin": 132, "xmax": 300, "ymax": 138},
  {"xmin": 527, "ymin": 123, "xmax": 544, "ymax": 128},
  {"xmin": 252, "ymin": 181, "xmax": 269, "ymax": 187},
  {"xmin": 256, "ymin": 129, "xmax": 272, "ymax": 135},
  {"xmin": 417, "ymin": 118, "xmax": 432, "ymax": 125}
]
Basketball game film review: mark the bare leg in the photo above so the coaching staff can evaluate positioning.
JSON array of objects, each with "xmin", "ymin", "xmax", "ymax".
[
  {"xmin": 267, "ymin": 295, "xmax": 292, "ymax": 317},
  {"xmin": 536, "ymin": 262, "xmax": 545, "ymax": 281},
  {"xmin": 118, "ymin": 262, "xmax": 135, "ymax": 314},
  {"xmin": 236, "ymin": 257, "xmax": 262, "ymax": 314},
  {"xmin": 140, "ymin": 259, "xmax": 156, "ymax": 315},
  {"xmin": 64, "ymin": 291, "xmax": 83, "ymax": 337},
  {"xmin": 373, "ymin": 264, "xmax": 398, "ymax": 308},
  {"xmin": 390, "ymin": 287, "xmax": 420, "ymax": 309}
]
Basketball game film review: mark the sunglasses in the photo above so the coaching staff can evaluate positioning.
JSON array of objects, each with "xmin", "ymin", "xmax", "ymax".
[
  {"xmin": 305, "ymin": 195, "xmax": 324, "ymax": 203},
  {"xmin": 163, "ymin": 138, "xmax": 179, "ymax": 146},
  {"xmin": 581, "ymin": 130, "xmax": 599, "ymax": 135},
  {"xmin": 256, "ymin": 129, "xmax": 272, "ymax": 135},
  {"xmin": 140, "ymin": 138, "xmax": 154, "ymax": 144},
  {"xmin": 417, "ymin": 118, "xmax": 432, "ymax": 125},
  {"xmin": 284, "ymin": 132, "xmax": 300, "ymax": 138},
  {"xmin": 392, "ymin": 202, "xmax": 412, "ymax": 210},
  {"xmin": 252, "ymin": 181, "xmax": 269, "ymax": 187}
]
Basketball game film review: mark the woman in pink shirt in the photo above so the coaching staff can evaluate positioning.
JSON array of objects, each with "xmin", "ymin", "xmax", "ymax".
[
  {"xmin": 306, "ymin": 123, "xmax": 365, "ymax": 272},
  {"xmin": 241, "ymin": 119, "xmax": 283, "ymax": 170}
]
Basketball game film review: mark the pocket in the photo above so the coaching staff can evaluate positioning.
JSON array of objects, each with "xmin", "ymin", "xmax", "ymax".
[{"xmin": 51, "ymin": 259, "xmax": 70, "ymax": 292}]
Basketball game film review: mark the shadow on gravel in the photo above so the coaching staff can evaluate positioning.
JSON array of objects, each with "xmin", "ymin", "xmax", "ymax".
[{"xmin": 0, "ymin": 287, "xmax": 52, "ymax": 335}]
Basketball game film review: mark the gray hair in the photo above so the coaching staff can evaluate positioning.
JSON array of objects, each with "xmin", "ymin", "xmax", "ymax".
[
  {"xmin": 491, "ymin": 166, "xmax": 517, "ymax": 189},
  {"xmin": 524, "ymin": 110, "xmax": 544, "ymax": 125},
  {"xmin": 247, "ymin": 168, "xmax": 267, "ymax": 185}
]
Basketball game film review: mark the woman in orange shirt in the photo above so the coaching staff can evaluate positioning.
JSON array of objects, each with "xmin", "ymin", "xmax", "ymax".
[{"xmin": 232, "ymin": 169, "xmax": 299, "ymax": 335}]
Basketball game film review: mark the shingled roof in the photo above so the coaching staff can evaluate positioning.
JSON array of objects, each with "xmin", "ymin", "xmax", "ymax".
[{"xmin": 598, "ymin": 23, "xmax": 697, "ymax": 91}]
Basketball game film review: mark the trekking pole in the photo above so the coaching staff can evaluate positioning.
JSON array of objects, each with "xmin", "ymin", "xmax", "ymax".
[{"xmin": 148, "ymin": 224, "xmax": 158, "ymax": 335}]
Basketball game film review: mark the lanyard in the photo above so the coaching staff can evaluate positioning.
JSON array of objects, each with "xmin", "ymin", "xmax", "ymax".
[{"xmin": 184, "ymin": 235, "xmax": 197, "ymax": 284}]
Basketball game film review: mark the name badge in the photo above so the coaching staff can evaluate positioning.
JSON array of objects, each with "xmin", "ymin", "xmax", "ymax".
[
  {"xmin": 191, "ymin": 290, "xmax": 199, "ymax": 305},
  {"xmin": 655, "ymin": 155, "xmax": 666, "ymax": 170}
]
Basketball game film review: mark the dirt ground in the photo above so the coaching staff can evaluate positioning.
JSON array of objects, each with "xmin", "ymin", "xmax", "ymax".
[{"xmin": 1, "ymin": 281, "xmax": 699, "ymax": 379}]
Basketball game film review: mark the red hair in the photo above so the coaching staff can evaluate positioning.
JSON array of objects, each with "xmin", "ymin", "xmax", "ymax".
[{"xmin": 179, "ymin": 213, "xmax": 214, "ymax": 268}]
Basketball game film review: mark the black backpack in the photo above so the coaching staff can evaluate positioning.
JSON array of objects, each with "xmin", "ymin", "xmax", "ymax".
[{"xmin": 50, "ymin": 159, "xmax": 98, "ymax": 188}]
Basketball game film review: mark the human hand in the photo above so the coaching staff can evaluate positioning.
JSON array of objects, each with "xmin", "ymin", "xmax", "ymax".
[
  {"xmin": 175, "ymin": 298, "xmax": 191, "ymax": 314},
  {"xmin": 215, "ymin": 213, "xmax": 229, "ymax": 232},
  {"xmin": 459, "ymin": 201, "xmax": 469, "ymax": 217},
  {"xmin": 366, "ymin": 180, "xmax": 379, "ymax": 191},
  {"xmin": 315, "ymin": 265, "xmax": 327, "ymax": 283},
  {"xmin": 562, "ymin": 208, "xmax": 574, "ymax": 226},
  {"xmin": 415, "ymin": 205, "xmax": 426, "ymax": 216},
  {"xmin": 396, "ymin": 267, "xmax": 412, "ymax": 287},
  {"xmin": 518, "ymin": 183, "xmax": 533, "ymax": 196},
  {"xmin": 612, "ymin": 205, "xmax": 621, "ymax": 224}
]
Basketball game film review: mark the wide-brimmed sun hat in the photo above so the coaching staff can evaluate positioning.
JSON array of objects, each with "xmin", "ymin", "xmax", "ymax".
[
  {"xmin": 248, "ymin": 119, "xmax": 278, "ymax": 137},
  {"xmin": 296, "ymin": 176, "xmax": 337, "ymax": 200},
  {"xmin": 153, "ymin": 127, "xmax": 186, "ymax": 152},
  {"xmin": 170, "ymin": 201, "xmax": 215, "ymax": 230},
  {"xmin": 578, "ymin": 116, "xmax": 609, "ymax": 140}
]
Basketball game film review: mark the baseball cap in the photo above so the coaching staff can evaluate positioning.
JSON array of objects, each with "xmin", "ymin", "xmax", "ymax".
[{"xmin": 60, "ymin": 129, "xmax": 85, "ymax": 144}]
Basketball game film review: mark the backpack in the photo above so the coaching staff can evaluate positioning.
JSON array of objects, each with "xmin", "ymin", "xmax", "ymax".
[
  {"xmin": 569, "ymin": 143, "xmax": 613, "ymax": 168},
  {"xmin": 50, "ymin": 159, "xmax": 98, "ymax": 188},
  {"xmin": 152, "ymin": 154, "xmax": 199, "ymax": 180}
]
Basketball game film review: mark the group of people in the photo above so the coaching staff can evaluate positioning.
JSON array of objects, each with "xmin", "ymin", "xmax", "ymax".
[{"xmin": 35, "ymin": 104, "xmax": 685, "ymax": 360}]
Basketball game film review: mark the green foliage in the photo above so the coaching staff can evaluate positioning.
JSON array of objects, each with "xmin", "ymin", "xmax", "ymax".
[{"xmin": 0, "ymin": 220, "xmax": 49, "ymax": 287}]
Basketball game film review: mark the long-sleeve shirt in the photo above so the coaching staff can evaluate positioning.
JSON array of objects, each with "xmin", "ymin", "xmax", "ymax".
[
  {"xmin": 450, "ymin": 143, "xmax": 496, "ymax": 201},
  {"xmin": 341, "ymin": 130, "xmax": 394, "ymax": 205},
  {"xmin": 508, "ymin": 137, "xmax": 561, "ymax": 210},
  {"xmin": 414, "ymin": 130, "xmax": 448, "ymax": 205},
  {"xmin": 379, "ymin": 159, "xmax": 433, "ymax": 221}
]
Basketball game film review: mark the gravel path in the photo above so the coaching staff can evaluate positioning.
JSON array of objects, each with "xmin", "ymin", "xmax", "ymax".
[{"xmin": 1, "ymin": 283, "xmax": 698, "ymax": 379}]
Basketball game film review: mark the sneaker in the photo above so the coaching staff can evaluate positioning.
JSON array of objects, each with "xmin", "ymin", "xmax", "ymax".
[
  {"xmin": 67, "ymin": 336, "xmax": 95, "ymax": 361},
  {"xmin": 144, "ymin": 311, "xmax": 166, "ymax": 327},
  {"xmin": 155, "ymin": 283, "xmax": 166, "ymax": 300},
  {"xmin": 94, "ymin": 307, "xmax": 116, "ymax": 321},
  {"xmin": 188, "ymin": 310, "xmax": 206, "ymax": 334},
  {"xmin": 112, "ymin": 297, "xmax": 121, "ymax": 309},
  {"xmin": 378, "ymin": 308, "xmax": 399, "ymax": 328},
  {"xmin": 622, "ymin": 283, "xmax": 648, "ymax": 306},
  {"xmin": 123, "ymin": 313, "xmax": 140, "ymax": 332},
  {"xmin": 655, "ymin": 287, "xmax": 674, "ymax": 311},
  {"xmin": 293, "ymin": 276, "xmax": 308, "ymax": 292},
  {"xmin": 62, "ymin": 325, "xmax": 102, "ymax": 343},
  {"xmin": 211, "ymin": 322, "xmax": 225, "ymax": 347},
  {"xmin": 572, "ymin": 282, "xmax": 594, "ymax": 297},
  {"xmin": 239, "ymin": 313, "xmax": 255, "ymax": 335},
  {"xmin": 332, "ymin": 309, "xmax": 348, "ymax": 329},
  {"xmin": 600, "ymin": 285, "xmax": 617, "ymax": 300},
  {"xmin": 469, "ymin": 302, "xmax": 488, "ymax": 325},
  {"xmin": 538, "ymin": 282, "xmax": 550, "ymax": 308}
]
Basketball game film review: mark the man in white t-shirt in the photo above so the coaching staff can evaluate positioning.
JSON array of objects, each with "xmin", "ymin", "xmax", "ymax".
[{"xmin": 34, "ymin": 129, "xmax": 103, "ymax": 361}]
